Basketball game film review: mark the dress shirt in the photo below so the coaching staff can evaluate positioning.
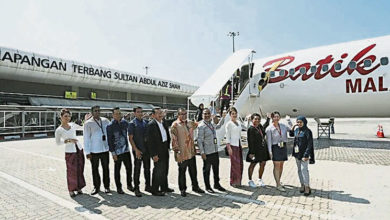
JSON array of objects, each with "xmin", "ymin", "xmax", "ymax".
[
  {"xmin": 266, "ymin": 122, "xmax": 292, "ymax": 153},
  {"xmin": 107, "ymin": 119, "xmax": 130, "ymax": 156},
  {"xmin": 83, "ymin": 117, "xmax": 110, "ymax": 155},
  {"xmin": 55, "ymin": 123, "xmax": 83, "ymax": 153},
  {"xmin": 170, "ymin": 119, "xmax": 197, "ymax": 162},
  {"xmin": 128, "ymin": 118, "xmax": 148, "ymax": 152},
  {"xmin": 156, "ymin": 120, "xmax": 168, "ymax": 142},
  {"xmin": 225, "ymin": 120, "xmax": 245, "ymax": 146},
  {"xmin": 197, "ymin": 119, "xmax": 224, "ymax": 155}
]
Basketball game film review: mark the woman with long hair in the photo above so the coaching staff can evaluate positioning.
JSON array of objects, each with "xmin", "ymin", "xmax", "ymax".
[
  {"xmin": 265, "ymin": 111, "xmax": 292, "ymax": 191},
  {"xmin": 291, "ymin": 116, "xmax": 314, "ymax": 196},
  {"xmin": 55, "ymin": 108, "xmax": 86, "ymax": 197},
  {"xmin": 225, "ymin": 107, "xmax": 246, "ymax": 187},
  {"xmin": 246, "ymin": 113, "xmax": 270, "ymax": 188},
  {"xmin": 195, "ymin": 103, "xmax": 204, "ymax": 122}
]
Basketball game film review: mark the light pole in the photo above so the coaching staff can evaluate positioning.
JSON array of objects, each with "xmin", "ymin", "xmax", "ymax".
[
  {"xmin": 144, "ymin": 66, "xmax": 149, "ymax": 75},
  {"xmin": 227, "ymin": 32, "xmax": 239, "ymax": 53}
]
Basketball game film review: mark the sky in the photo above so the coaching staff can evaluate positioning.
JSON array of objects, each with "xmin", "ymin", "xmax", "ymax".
[{"xmin": 1, "ymin": 0, "xmax": 389, "ymax": 86}]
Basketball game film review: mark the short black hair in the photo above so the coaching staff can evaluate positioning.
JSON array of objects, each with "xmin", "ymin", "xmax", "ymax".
[
  {"xmin": 112, "ymin": 107, "xmax": 120, "ymax": 113},
  {"xmin": 152, "ymin": 107, "xmax": 161, "ymax": 114},
  {"xmin": 250, "ymin": 113, "xmax": 261, "ymax": 120},
  {"xmin": 91, "ymin": 105, "xmax": 100, "ymax": 112},
  {"xmin": 133, "ymin": 106, "xmax": 142, "ymax": 112}
]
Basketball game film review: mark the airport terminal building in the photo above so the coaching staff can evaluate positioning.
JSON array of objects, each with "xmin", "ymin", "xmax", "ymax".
[{"xmin": 0, "ymin": 46, "xmax": 198, "ymax": 138}]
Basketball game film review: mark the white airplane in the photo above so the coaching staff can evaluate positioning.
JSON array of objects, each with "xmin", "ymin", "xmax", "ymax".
[{"xmin": 190, "ymin": 35, "xmax": 390, "ymax": 119}]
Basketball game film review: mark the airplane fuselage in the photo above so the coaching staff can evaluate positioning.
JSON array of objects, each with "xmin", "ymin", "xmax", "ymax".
[{"xmin": 237, "ymin": 35, "xmax": 390, "ymax": 118}]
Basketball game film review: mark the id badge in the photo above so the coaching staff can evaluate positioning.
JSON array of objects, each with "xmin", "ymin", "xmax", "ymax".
[
  {"xmin": 279, "ymin": 142, "xmax": 284, "ymax": 148},
  {"xmin": 102, "ymin": 135, "xmax": 106, "ymax": 141},
  {"xmin": 213, "ymin": 138, "xmax": 217, "ymax": 145},
  {"xmin": 294, "ymin": 146, "xmax": 299, "ymax": 153}
]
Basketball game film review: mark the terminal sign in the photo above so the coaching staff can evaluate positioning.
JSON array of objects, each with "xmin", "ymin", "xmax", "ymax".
[{"xmin": 0, "ymin": 50, "xmax": 181, "ymax": 90}]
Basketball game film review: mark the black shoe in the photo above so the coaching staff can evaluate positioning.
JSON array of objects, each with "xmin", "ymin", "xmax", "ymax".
[
  {"xmin": 134, "ymin": 188, "xmax": 142, "ymax": 197},
  {"xmin": 214, "ymin": 185, "xmax": 226, "ymax": 192},
  {"xmin": 193, "ymin": 187, "xmax": 205, "ymax": 193},
  {"xmin": 127, "ymin": 184, "xmax": 135, "ymax": 192},
  {"xmin": 304, "ymin": 188, "xmax": 312, "ymax": 196},
  {"xmin": 152, "ymin": 191, "xmax": 165, "ymax": 196},
  {"xmin": 91, "ymin": 188, "xmax": 100, "ymax": 195},
  {"xmin": 164, "ymin": 187, "xmax": 174, "ymax": 193},
  {"xmin": 77, "ymin": 190, "xmax": 83, "ymax": 195},
  {"xmin": 181, "ymin": 190, "xmax": 187, "ymax": 197},
  {"xmin": 69, "ymin": 192, "xmax": 76, "ymax": 197},
  {"xmin": 104, "ymin": 188, "xmax": 111, "ymax": 193},
  {"xmin": 206, "ymin": 188, "xmax": 215, "ymax": 193},
  {"xmin": 145, "ymin": 186, "xmax": 152, "ymax": 193},
  {"xmin": 117, "ymin": 188, "xmax": 124, "ymax": 194}
]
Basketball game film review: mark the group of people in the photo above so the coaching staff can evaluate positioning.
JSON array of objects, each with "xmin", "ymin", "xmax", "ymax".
[
  {"xmin": 55, "ymin": 104, "xmax": 314, "ymax": 199},
  {"xmin": 226, "ymin": 108, "xmax": 314, "ymax": 196}
]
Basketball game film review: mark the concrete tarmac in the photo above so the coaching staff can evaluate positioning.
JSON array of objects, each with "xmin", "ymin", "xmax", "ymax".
[{"xmin": 0, "ymin": 118, "xmax": 389, "ymax": 219}]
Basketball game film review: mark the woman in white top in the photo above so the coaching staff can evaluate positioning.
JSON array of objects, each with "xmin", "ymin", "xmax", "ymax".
[
  {"xmin": 225, "ymin": 107, "xmax": 247, "ymax": 187},
  {"xmin": 55, "ymin": 109, "xmax": 86, "ymax": 197},
  {"xmin": 265, "ymin": 111, "xmax": 292, "ymax": 192}
]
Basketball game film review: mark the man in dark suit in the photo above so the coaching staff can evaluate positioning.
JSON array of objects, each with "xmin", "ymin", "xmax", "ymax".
[{"xmin": 146, "ymin": 107, "xmax": 174, "ymax": 196}]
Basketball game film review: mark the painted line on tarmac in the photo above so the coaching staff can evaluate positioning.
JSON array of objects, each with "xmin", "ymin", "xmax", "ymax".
[
  {"xmin": 0, "ymin": 170, "xmax": 108, "ymax": 220},
  {"xmin": 0, "ymin": 146, "xmax": 63, "ymax": 162},
  {"xmin": 0, "ymin": 145, "xmax": 348, "ymax": 220}
]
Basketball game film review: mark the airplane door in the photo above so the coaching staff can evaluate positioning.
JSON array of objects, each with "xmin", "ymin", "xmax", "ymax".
[{"xmin": 249, "ymin": 73, "xmax": 261, "ymax": 96}]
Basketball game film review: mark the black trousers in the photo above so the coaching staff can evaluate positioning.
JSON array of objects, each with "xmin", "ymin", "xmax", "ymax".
[
  {"xmin": 152, "ymin": 143, "xmax": 169, "ymax": 193},
  {"xmin": 90, "ymin": 151, "xmax": 110, "ymax": 189},
  {"xmin": 114, "ymin": 152, "xmax": 132, "ymax": 190},
  {"xmin": 220, "ymin": 99, "xmax": 230, "ymax": 115},
  {"xmin": 178, "ymin": 156, "xmax": 199, "ymax": 191},
  {"xmin": 203, "ymin": 152, "xmax": 220, "ymax": 189},
  {"xmin": 132, "ymin": 150, "xmax": 151, "ymax": 189}
]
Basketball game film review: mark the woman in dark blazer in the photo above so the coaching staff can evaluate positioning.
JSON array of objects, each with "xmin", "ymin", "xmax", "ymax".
[{"xmin": 246, "ymin": 113, "xmax": 270, "ymax": 188}]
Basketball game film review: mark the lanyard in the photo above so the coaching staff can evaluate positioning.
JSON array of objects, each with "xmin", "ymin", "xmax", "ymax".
[
  {"xmin": 94, "ymin": 118, "xmax": 105, "ymax": 134},
  {"xmin": 275, "ymin": 124, "xmax": 282, "ymax": 136},
  {"xmin": 204, "ymin": 121, "xmax": 216, "ymax": 137},
  {"xmin": 253, "ymin": 126, "xmax": 263, "ymax": 138}
]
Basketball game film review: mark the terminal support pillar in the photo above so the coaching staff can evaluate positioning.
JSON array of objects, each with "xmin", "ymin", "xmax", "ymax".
[
  {"xmin": 127, "ymin": 92, "xmax": 132, "ymax": 101},
  {"xmin": 163, "ymin": 96, "xmax": 167, "ymax": 109}
]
